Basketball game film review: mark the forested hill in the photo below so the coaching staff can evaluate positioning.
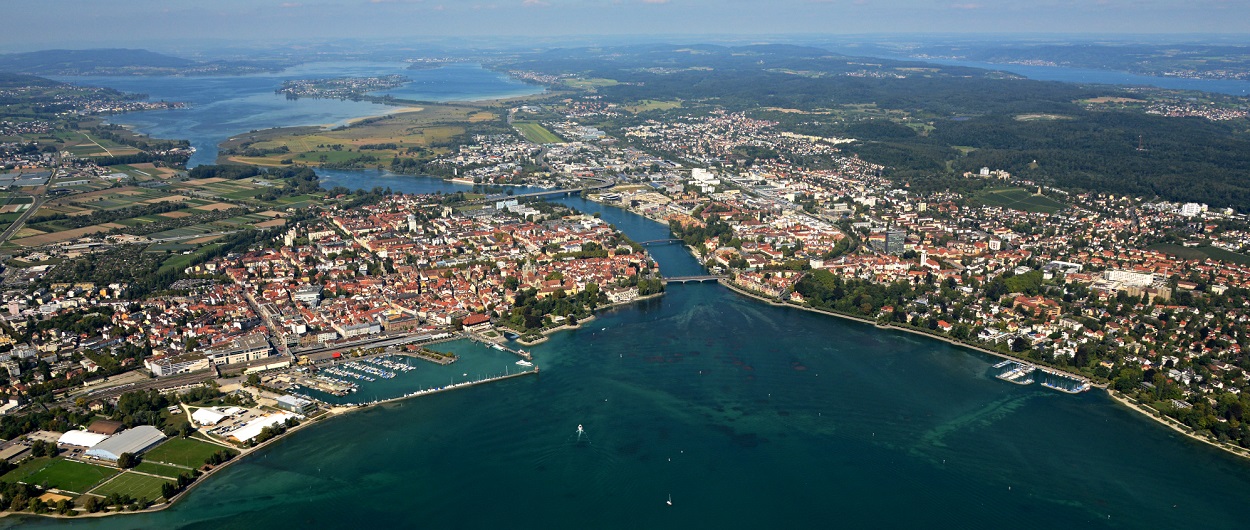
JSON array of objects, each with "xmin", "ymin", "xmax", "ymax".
[
  {"xmin": 0, "ymin": 48, "xmax": 289, "ymax": 76},
  {"xmin": 0, "ymin": 49, "xmax": 194, "ymax": 74},
  {"xmin": 0, "ymin": 72, "xmax": 65, "ymax": 88},
  {"xmin": 501, "ymin": 44, "xmax": 1250, "ymax": 209}
]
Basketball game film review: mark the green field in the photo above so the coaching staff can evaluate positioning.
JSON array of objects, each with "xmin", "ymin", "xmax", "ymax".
[
  {"xmin": 1149, "ymin": 243, "xmax": 1250, "ymax": 265},
  {"xmin": 974, "ymin": 188, "xmax": 1067, "ymax": 214},
  {"xmin": 513, "ymin": 121, "xmax": 564, "ymax": 144},
  {"xmin": 1, "ymin": 457, "xmax": 119, "ymax": 493},
  {"xmin": 90, "ymin": 472, "xmax": 173, "ymax": 501},
  {"xmin": 158, "ymin": 243, "xmax": 223, "ymax": 274},
  {"xmin": 625, "ymin": 99, "xmax": 682, "ymax": 113},
  {"xmin": 562, "ymin": 78, "xmax": 619, "ymax": 88},
  {"xmin": 133, "ymin": 461, "xmax": 188, "ymax": 479},
  {"xmin": 142, "ymin": 437, "xmax": 231, "ymax": 468}
]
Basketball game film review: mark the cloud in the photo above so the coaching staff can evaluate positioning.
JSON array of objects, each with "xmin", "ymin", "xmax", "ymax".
[
  {"xmin": 641, "ymin": 0, "xmax": 670, "ymax": 4},
  {"xmin": 949, "ymin": 3, "xmax": 981, "ymax": 8},
  {"xmin": 522, "ymin": 0, "xmax": 549, "ymax": 6},
  {"xmin": 279, "ymin": 2, "xmax": 302, "ymax": 7}
]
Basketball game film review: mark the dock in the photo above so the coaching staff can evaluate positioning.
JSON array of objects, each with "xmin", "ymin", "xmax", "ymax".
[
  {"xmin": 995, "ymin": 361, "xmax": 1036, "ymax": 385},
  {"xmin": 468, "ymin": 334, "xmax": 533, "ymax": 360}
]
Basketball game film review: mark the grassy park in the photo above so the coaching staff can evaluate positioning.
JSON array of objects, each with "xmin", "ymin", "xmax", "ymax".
[{"xmin": 974, "ymin": 187, "xmax": 1067, "ymax": 214}]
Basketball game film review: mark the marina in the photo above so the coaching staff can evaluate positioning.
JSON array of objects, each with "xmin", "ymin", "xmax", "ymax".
[
  {"xmin": 991, "ymin": 359, "xmax": 1091, "ymax": 393},
  {"xmin": 274, "ymin": 339, "xmax": 539, "ymax": 407}
]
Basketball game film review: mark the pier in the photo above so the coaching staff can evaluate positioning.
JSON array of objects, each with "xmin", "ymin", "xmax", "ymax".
[
  {"xmin": 338, "ymin": 367, "xmax": 538, "ymax": 408},
  {"xmin": 994, "ymin": 360, "xmax": 1035, "ymax": 385},
  {"xmin": 468, "ymin": 334, "xmax": 533, "ymax": 360}
]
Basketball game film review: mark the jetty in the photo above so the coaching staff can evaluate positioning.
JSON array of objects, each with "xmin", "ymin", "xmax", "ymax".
[{"xmin": 468, "ymin": 334, "xmax": 533, "ymax": 360}]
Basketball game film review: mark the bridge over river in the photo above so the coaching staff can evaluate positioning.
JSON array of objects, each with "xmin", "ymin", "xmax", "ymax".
[
  {"xmin": 465, "ymin": 177, "xmax": 614, "ymax": 204},
  {"xmin": 662, "ymin": 275, "xmax": 727, "ymax": 284}
]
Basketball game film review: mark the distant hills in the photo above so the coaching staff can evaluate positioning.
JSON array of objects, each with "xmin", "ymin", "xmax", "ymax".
[
  {"xmin": 0, "ymin": 49, "xmax": 192, "ymax": 74},
  {"xmin": 0, "ymin": 48, "xmax": 286, "ymax": 76},
  {"xmin": 0, "ymin": 72, "xmax": 66, "ymax": 88}
]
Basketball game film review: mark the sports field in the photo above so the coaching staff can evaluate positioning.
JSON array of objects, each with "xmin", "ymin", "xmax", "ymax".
[
  {"xmin": 1, "ymin": 457, "xmax": 118, "ymax": 493},
  {"xmin": 133, "ymin": 461, "xmax": 188, "ymax": 479},
  {"xmin": 90, "ymin": 472, "xmax": 173, "ymax": 501},
  {"xmin": 142, "ymin": 437, "xmax": 231, "ymax": 468}
]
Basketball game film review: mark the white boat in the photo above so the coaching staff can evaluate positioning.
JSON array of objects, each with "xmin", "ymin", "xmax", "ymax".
[
  {"xmin": 666, "ymin": 494, "xmax": 672, "ymax": 506},
  {"xmin": 516, "ymin": 360, "xmax": 533, "ymax": 367}
]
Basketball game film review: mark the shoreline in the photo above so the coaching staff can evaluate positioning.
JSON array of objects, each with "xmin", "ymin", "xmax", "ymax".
[
  {"xmin": 0, "ymin": 368, "xmax": 541, "ymax": 522},
  {"xmin": 2, "ymin": 285, "xmax": 669, "ymax": 520},
  {"xmin": 1104, "ymin": 389, "xmax": 1250, "ymax": 461},
  {"xmin": 719, "ymin": 277, "xmax": 1095, "ymax": 385},
  {"xmin": 718, "ymin": 276, "xmax": 1250, "ymax": 462}
]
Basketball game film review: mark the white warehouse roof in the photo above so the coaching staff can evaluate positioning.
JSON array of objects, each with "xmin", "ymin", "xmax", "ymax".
[
  {"xmin": 57, "ymin": 430, "xmax": 109, "ymax": 448},
  {"xmin": 85, "ymin": 425, "xmax": 166, "ymax": 461},
  {"xmin": 192, "ymin": 407, "xmax": 228, "ymax": 427},
  {"xmin": 230, "ymin": 412, "xmax": 299, "ymax": 443}
]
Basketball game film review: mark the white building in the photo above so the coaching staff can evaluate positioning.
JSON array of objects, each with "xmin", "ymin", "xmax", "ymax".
[
  {"xmin": 85, "ymin": 426, "xmax": 166, "ymax": 462},
  {"xmin": 1180, "ymin": 202, "xmax": 1205, "ymax": 217},
  {"xmin": 1104, "ymin": 269, "xmax": 1156, "ymax": 287}
]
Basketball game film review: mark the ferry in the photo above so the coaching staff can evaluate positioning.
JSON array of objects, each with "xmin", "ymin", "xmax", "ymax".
[{"xmin": 515, "ymin": 359, "xmax": 533, "ymax": 367}]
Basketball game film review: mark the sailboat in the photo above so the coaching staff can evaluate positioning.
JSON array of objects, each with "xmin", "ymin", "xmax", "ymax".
[{"xmin": 666, "ymin": 494, "xmax": 672, "ymax": 506}]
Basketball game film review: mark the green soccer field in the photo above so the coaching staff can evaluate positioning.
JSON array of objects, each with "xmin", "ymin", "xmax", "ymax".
[
  {"xmin": 90, "ymin": 471, "xmax": 174, "ymax": 501},
  {"xmin": 2, "ymin": 457, "xmax": 119, "ymax": 493},
  {"xmin": 142, "ymin": 437, "xmax": 233, "ymax": 468}
]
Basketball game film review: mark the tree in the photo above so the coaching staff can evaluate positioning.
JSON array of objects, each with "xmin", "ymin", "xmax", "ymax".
[
  {"xmin": 246, "ymin": 373, "xmax": 261, "ymax": 386},
  {"xmin": 117, "ymin": 452, "xmax": 138, "ymax": 469},
  {"xmin": 161, "ymin": 481, "xmax": 178, "ymax": 500}
]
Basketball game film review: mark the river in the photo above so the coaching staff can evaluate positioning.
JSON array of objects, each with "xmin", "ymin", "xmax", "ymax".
[{"xmin": 11, "ymin": 62, "xmax": 1250, "ymax": 529}]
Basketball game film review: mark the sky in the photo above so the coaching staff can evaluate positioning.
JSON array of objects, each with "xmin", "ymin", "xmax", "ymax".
[{"xmin": 3, "ymin": 0, "xmax": 1248, "ymax": 52}]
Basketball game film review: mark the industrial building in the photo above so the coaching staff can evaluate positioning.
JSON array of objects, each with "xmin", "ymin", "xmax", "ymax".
[
  {"xmin": 85, "ymin": 425, "xmax": 166, "ymax": 462},
  {"xmin": 57, "ymin": 430, "xmax": 109, "ymax": 448}
]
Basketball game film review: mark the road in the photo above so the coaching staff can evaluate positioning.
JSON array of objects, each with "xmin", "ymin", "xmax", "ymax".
[
  {"xmin": 241, "ymin": 289, "xmax": 292, "ymax": 358},
  {"xmin": 0, "ymin": 194, "xmax": 46, "ymax": 247}
]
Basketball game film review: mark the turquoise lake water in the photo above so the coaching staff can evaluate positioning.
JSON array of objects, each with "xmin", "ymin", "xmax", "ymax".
[
  {"xmin": 12, "ymin": 62, "xmax": 1250, "ymax": 529},
  {"xmin": 55, "ymin": 62, "xmax": 542, "ymax": 167}
]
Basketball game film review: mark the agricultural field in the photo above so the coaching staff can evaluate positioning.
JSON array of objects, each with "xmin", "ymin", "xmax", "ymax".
[
  {"xmin": 1, "ymin": 457, "xmax": 119, "ymax": 494},
  {"xmin": 142, "ymin": 437, "xmax": 231, "ymax": 469},
  {"xmin": 973, "ymin": 187, "xmax": 1067, "ymax": 214},
  {"xmin": 562, "ymin": 78, "xmax": 619, "ymax": 89},
  {"xmin": 57, "ymin": 130, "xmax": 142, "ymax": 158},
  {"xmin": 623, "ymin": 100, "xmax": 682, "ymax": 113},
  {"xmin": 513, "ymin": 121, "xmax": 564, "ymax": 144},
  {"xmin": 216, "ymin": 103, "xmax": 501, "ymax": 168},
  {"xmin": 89, "ymin": 472, "xmax": 173, "ymax": 501}
]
